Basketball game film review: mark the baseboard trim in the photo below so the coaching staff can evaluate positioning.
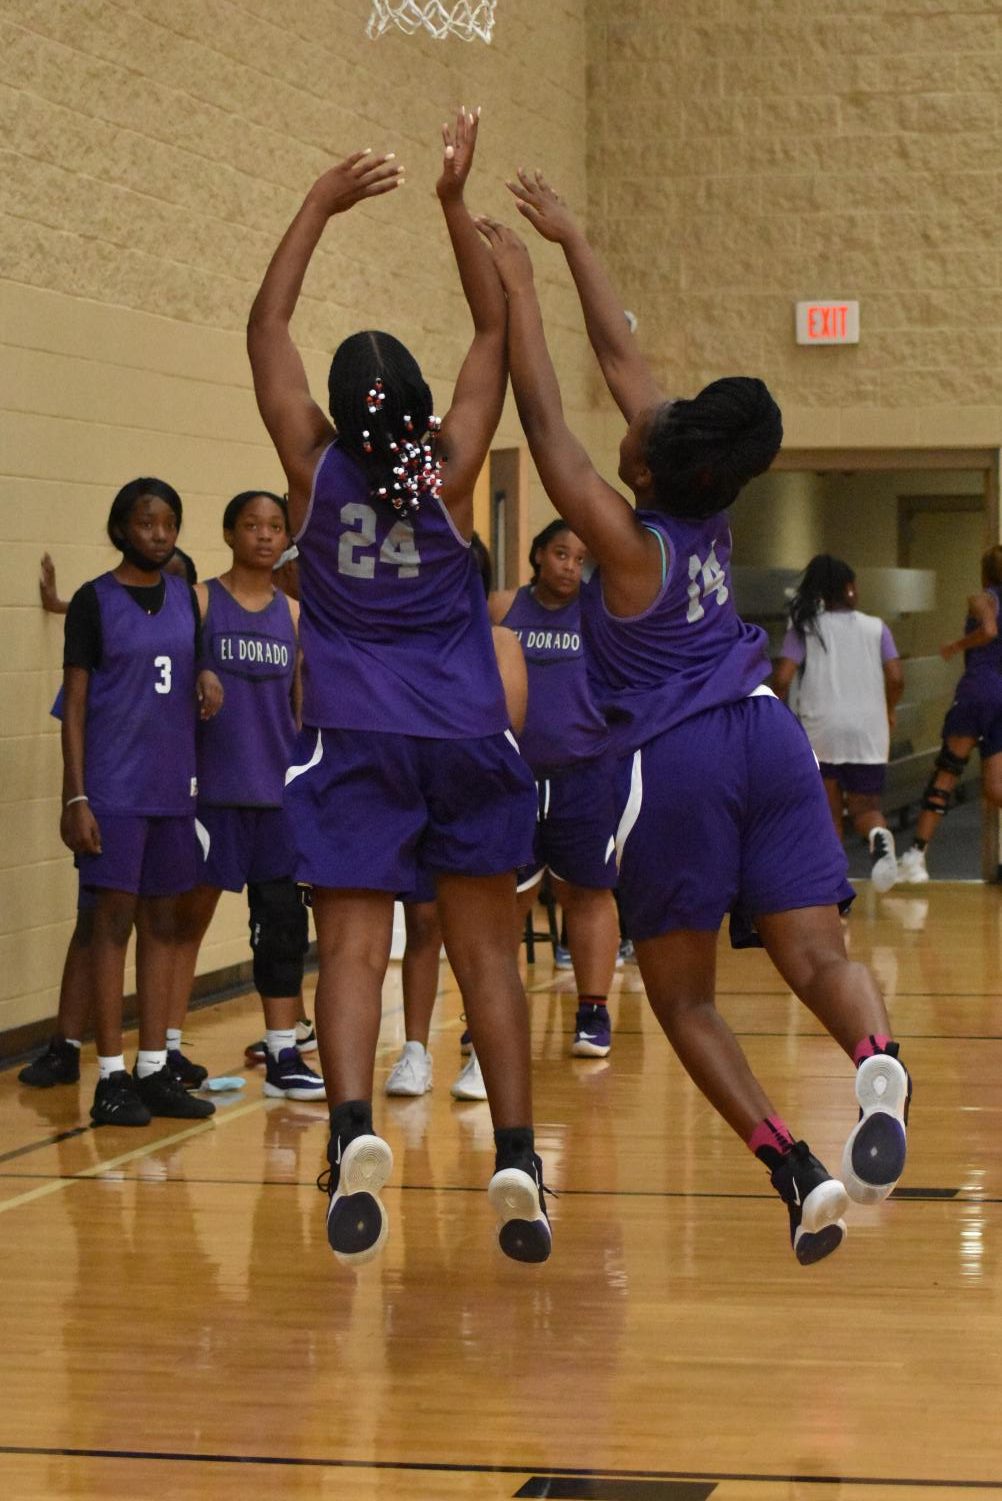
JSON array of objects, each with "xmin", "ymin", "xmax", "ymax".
[{"xmin": 0, "ymin": 947, "xmax": 318, "ymax": 1071}]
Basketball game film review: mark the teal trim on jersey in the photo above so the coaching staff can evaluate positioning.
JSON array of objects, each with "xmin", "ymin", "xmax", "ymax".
[{"xmin": 644, "ymin": 524, "xmax": 668, "ymax": 586}]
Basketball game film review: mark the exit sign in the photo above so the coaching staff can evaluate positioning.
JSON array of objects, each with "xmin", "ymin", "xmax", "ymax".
[{"xmin": 795, "ymin": 300, "xmax": 860, "ymax": 345}]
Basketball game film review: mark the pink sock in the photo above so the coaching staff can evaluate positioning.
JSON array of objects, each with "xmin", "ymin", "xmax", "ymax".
[
  {"xmin": 746, "ymin": 1115, "xmax": 795, "ymax": 1158},
  {"xmin": 852, "ymin": 1034, "xmax": 893, "ymax": 1066}
]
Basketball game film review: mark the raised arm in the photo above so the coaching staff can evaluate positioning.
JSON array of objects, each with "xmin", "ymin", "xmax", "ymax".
[
  {"xmin": 436, "ymin": 108, "xmax": 509, "ymax": 533},
  {"xmin": 476, "ymin": 219, "xmax": 662, "ymax": 617},
  {"xmin": 247, "ymin": 152, "xmax": 403, "ymax": 526},
  {"xmin": 506, "ymin": 169, "xmax": 664, "ymax": 423}
]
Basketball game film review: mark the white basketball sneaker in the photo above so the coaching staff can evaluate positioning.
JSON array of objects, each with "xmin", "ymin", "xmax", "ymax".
[
  {"xmin": 451, "ymin": 1049, "xmax": 488, "ymax": 1101},
  {"xmin": 898, "ymin": 846, "xmax": 929, "ymax": 884},
  {"xmin": 385, "ymin": 1041, "xmax": 433, "ymax": 1097},
  {"xmin": 868, "ymin": 827, "xmax": 898, "ymax": 893}
]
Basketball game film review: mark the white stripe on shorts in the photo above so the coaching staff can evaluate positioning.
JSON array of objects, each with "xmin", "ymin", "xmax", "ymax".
[
  {"xmin": 614, "ymin": 748, "xmax": 644, "ymax": 871},
  {"xmin": 285, "ymin": 728, "xmax": 324, "ymax": 786},
  {"xmin": 194, "ymin": 818, "xmax": 210, "ymax": 863}
]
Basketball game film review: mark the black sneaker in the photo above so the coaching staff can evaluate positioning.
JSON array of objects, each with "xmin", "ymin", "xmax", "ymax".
[
  {"xmin": 167, "ymin": 1048, "xmax": 209, "ymax": 1090},
  {"xmin": 244, "ymin": 1037, "xmax": 267, "ymax": 1066},
  {"xmin": 19, "ymin": 1035, "xmax": 80, "ymax": 1087},
  {"xmin": 91, "ymin": 1071, "xmax": 152, "ymax": 1127},
  {"xmin": 770, "ymin": 1141, "xmax": 848, "ymax": 1266},
  {"xmin": 134, "ymin": 1065, "xmax": 215, "ymax": 1119},
  {"xmin": 488, "ymin": 1152, "xmax": 553, "ymax": 1264},
  {"xmin": 317, "ymin": 1131, "xmax": 393, "ymax": 1265}
]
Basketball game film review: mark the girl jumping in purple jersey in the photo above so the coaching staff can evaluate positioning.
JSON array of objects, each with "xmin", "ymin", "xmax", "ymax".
[
  {"xmin": 490, "ymin": 520, "xmax": 620, "ymax": 1059},
  {"xmin": 247, "ymin": 112, "xmax": 550, "ymax": 1266},
  {"xmin": 59, "ymin": 479, "xmax": 222, "ymax": 1128},
  {"xmin": 475, "ymin": 178, "xmax": 912, "ymax": 1266},
  {"xmin": 898, "ymin": 546, "xmax": 1002, "ymax": 883}
]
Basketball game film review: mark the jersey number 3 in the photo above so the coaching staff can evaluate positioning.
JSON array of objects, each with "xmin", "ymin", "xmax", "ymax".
[
  {"xmin": 686, "ymin": 544, "xmax": 728, "ymax": 623},
  {"xmin": 153, "ymin": 655, "xmax": 172, "ymax": 694},
  {"xmin": 337, "ymin": 503, "xmax": 421, "ymax": 579}
]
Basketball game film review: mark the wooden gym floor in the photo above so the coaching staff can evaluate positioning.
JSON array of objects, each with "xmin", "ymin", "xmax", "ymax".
[{"xmin": 1, "ymin": 882, "xmax": 1000, "ymax": 1500}]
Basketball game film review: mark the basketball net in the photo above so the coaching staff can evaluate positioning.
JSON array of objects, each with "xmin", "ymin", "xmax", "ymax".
[{"xmin": 367, "ymin": 1, "xmax": 497, "ymax": 42}]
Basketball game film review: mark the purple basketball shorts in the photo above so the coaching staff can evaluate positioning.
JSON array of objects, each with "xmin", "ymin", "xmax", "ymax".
[
  {"xmin": 77, "ymin": 813, "xmax": 197, "ymax": 898},
  {"xmin": 615, "ymin": 693, "xmax": 855, "ymax": 943},
  {"xmin": 817, "ymin": 761, "xmax": 887, "ymax": 796},
  {"xmin": 517, "ymin": 755, "xmax": 618, "ymax": 893},
  {"xmin": 194, "ymin": 805, "xmax": 296, "ymax": 893},
  {"xmin": 943, "ymin": 685, "xmax": 1002, "ymax": 759},
  {"xmin": 284, "ymin": 725, "xmax": 537, "ymax": 892}
]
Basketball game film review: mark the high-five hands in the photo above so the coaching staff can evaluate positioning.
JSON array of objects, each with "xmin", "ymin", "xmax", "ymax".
[
  {"xmin": 307, "ymin": 151, "xmax": 403, "ymax": 218},
  {"xmin": 437, "ymin": 105, "xmax": 481, "ymax": 202},
  {"xmin": 474, "ymin": 218, "xmax": 535, "ymax": 293},
  {"xmin": 505, "ymin": 168, "xmax": 579, "ymax": 244}
]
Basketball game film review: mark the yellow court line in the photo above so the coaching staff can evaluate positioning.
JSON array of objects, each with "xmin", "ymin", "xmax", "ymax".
[{"xmin": 0, "ymin": 1097, "xmax": 268, "ymax": 1218}]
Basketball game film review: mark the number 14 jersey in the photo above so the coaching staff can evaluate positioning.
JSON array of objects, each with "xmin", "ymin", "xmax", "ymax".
[
  {"xmin": 296, "ymin": 442, "xmax": 507, "ymax": 739},
  {"xmin": 581, "ymin": 509, "xmax": 770, "ymax": 758}
]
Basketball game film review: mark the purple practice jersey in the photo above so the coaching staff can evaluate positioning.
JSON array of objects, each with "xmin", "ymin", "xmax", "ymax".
[
  {"xmin": 502, "ymin": 585, "xmax": 608, "ymax": 772},
  {"xmin": 961, "ymin": 585, "xmax": 1002, "ymax": 686},
  {"xmin": 81, "ymin": 572, "xmax": 197, "ymax": 816},
  {"xmin": 295, "ymin": 444, "xmax": 507, "ymax": 738},
  {"xmin": 581, "ymin": 510, "xmax": 770, "ymax": 757},
  {"xmin": 197, "ymin": 579, "xmax": 297, "ymax": 807}
]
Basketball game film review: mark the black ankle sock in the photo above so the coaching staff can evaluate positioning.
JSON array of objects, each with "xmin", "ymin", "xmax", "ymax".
[
  {"xmin": 913, "ymin": 838, "xmax": 928, "ymax": 852},
  {"xmin": 494, "ymin": 1126, "xmax": 535, "ymax": 1169},
  {"xmin": 329, "ymin": 1099, "xmax": 373, "ymax": 1160}
]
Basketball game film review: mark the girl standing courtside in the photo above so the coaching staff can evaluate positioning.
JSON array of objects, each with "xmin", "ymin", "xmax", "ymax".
[
  {"xmin": 490, "ymin": 521, "xmax": 620, "ymax": 1058},
  {"xmin": 898, "ymin": 546, "xmax": 1002, "ymax": 882},
  {"xmin": 773, "ymin": 555, "xmax": 903, "ymax": 894},
  {"xmin": 247, "ymin": 114, "xmax": 550, "ymax": 1265},
  {"xmin": 476, "ymin": 178, "xmax": 911, "ymax": 1265},
  {"xmin": 169, "ymin": 490, "xmax": 324, "ymax": 1102},
  {"xmin": 59, "ymin": 479, "xmax": 221, "ymax": 1127}
]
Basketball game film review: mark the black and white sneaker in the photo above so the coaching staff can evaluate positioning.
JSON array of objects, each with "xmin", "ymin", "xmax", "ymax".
[
  {"xmin": 90, "ymin": 1071, "xmax": 152, "ymax": 1127},
  {"xmin": 134, "ymin": 1065, "xmax": 216, "ymax": 1119},
  {"xmin": 488, "ymin": 1152, "xmax": 553, "ymax": 1264},
  {"xmin": 842, "ymin": 1044, "xmax": 911, "ymax": 1203},
  {"xmin": 869, "ymin": 827, "xmax": 898, "ymax": 894},
  {"xmin": 167, "ymin": 1048, "xmax": 209, "ymax": 1090},
  {"xmin": 319, "ymin": 1133, "xmax": 393, "ymax": 1265},
  {"xmin": 19, "ymin": 1035, "xmax": 80, "ymax": 1087},
  {"xmin": 263, "ymin": 1046, "xmax": 327, "ymax": 1101},
  {"xmin": 295, "ymin": 1018, "xmax": 318, "ymax": 1053},
  {"xmin": 770, "ymin": 1141, "xmax": 848, "ymax": 1266}
]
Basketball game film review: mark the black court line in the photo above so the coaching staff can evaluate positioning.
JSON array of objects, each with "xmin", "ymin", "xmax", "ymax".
[
  {"xmin": 516, "ymin": 1480, "xmax": 714, "ymax": 1499},
  {"xmin": 0, "ymin": 1171, "xmax": 984, "ymax": 1205},
  {"xmin": 0, "ymin": 1125, "xmax": 93, "ymax": 1164},
  {"xmin": 0, "ymin": 1445, "xmax": 999, "ymax": 1491}
]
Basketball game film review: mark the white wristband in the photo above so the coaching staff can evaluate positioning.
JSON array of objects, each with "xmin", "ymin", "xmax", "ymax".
[{"xmin": 64, "ymin": 794, "xmax": 89, "ymax": 808}]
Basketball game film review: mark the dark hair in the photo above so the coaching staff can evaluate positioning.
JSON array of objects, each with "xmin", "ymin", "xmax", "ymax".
[
  {"xmin": 166, "ymin": 546, "xmax": 198, "ymax": 585},
  {"xmin": 788, "ymin": 554, "xmax": 856, "ymax": 640},
  {"xmin": 222, "ymin": 489, "xmax": 289, "ymax": 535},
  {"xmin": 645, "ymin": 377, "xmax": 783, "ymax": 518},
  {"xmin": 106, "ymin": 478, "xmax": 182, "ymax": 550},
  {"xmin": 982, "ymin": 546, "xmax": 1002, "ymax": 589},
  {"xmin": 328, "ymin": 331, "xmax": 435, "ymax": 510},
  {"xmin": 470, "ymin": 531, "xmax": 492, "ymax": 597},
  {"xmin": 528, "ymin": 519, "xmax": 572, "ymax": 583}
]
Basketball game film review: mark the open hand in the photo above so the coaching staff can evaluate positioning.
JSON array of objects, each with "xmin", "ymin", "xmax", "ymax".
[
  {"xmin": 505, "ymin": 168, "xmax": 579, "ymax": 244},
  {"xmin": 940, "ymin": 642, "xmax": 958, "ymax": 662},
  {"xmin": 197, "ymin": 669, "xmax": 224, "ymax": 720},
  {"xmin": 307, "ymin": 151, "xmax": 403, "ymax": 218},
  {"xmin": 39, "ymin": 552, "xmax": 63, "ymax": 613},
  {"xmin": 437, "ymin": 106, "xmax": 480, "ymax": 201},
  {"xmin": 474, "ymin": 218, "xmax": 534, "ymax": 292}
]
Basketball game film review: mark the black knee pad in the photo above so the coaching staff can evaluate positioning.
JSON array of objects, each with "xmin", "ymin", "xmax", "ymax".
[
  {"xmin": 248, "ymin": 879, "xmax": 309, "ymax": 998},
  {"xmin": 935, "ymin": 745, "xmax": 970, "ymax": 779},
  {"xmin": 920, "ymin": 778, "xmax": 953, "ymax": 817}
]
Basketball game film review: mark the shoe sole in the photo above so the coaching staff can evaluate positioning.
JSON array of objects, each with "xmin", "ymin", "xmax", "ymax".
[
  {"xmin": 263, "ymin": 1082, "xmax": 328, "ymax": 1101},
  {"xmin": 144, "ymin": 1099, "xmax": 216, "ymax": 1119},
  {"xmin": 451, "ymin": 1081, "xmax": 488, "ymax": 1100},
  {"xmin": 842, "ymin": 1055, "xmax": 909, "ymax": 1204},
  {"xmin": 870, "ymin": 855, "xmax": 898, "ymax": 894},
  {"xmin": 327, "ymin": 1135, "xmax": 393, "ymax": 1265},
  {"xmin": 793, "ymin": 1177, "xmax": 849, "ymax": 1265},
  {"xmin": 488, "ymin": 1167, "xmax": 552, "ymax": 1264},
  {"xmin": 19, "ymin": 1071, "xmax": 79, "ymax": 1088},
  {"xmin": 571, "ymin": 1038, "xmax": 611, "ymax": 1058},
  {"xmin": 90, "ymin": 1103, "xmax": 152, "ymax": 1127},
  {"xmin": 384, "ymin": 1072, "xmax": 433, "ymax": 1098},
  {"xmin": 899, "ymin": 867, "xmax": 929, "ymax": 885}
]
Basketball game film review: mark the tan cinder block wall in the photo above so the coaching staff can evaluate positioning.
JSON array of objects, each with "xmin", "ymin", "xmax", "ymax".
[
  {"xmin": 586, "ymin": 0, "xmax": 1002, "ymax": 456},
  {"xmin": 1, "ymin": 0, "xmax": 589, "ymax": 1039}
]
